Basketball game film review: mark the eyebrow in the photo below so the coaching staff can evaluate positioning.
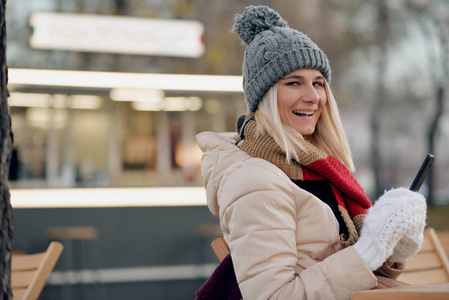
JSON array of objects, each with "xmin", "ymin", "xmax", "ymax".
[{"xmin": 280, "ymin": 75, "xmax": 325, "ymax": 81}]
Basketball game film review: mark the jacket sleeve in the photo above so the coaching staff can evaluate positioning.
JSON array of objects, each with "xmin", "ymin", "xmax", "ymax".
[
  {"xmin": 375, "ymin": 262, "xmax": 404, "ymax": 280},
  {"xmin": 219, "ymin": 160, "xmax": 377, "ymax": 300}
]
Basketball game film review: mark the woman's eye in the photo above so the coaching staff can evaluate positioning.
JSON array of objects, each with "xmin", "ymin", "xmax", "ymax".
[
  {"xmin": 286, "ymin": 81, "xmax": 299, "ymax": 86},
  {"xmin": 313, "ymin": 82, "xmax": 324, "ymax": 87}
]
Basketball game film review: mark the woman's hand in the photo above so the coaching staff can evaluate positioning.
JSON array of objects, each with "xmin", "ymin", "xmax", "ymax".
[{"xmin": 353, "ymin": 188, "xmax": 427, "ymax": 270}]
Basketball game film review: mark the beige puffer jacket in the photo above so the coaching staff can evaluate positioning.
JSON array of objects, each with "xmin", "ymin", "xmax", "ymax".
[{"xmin": 197, "ymin": 131, "xmax": 380, "ymax": 300}]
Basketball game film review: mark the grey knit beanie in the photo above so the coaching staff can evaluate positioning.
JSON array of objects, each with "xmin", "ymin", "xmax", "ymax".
[{"xmin": 233, "ymin": 5, "xmax": 331, "ymax": 112}]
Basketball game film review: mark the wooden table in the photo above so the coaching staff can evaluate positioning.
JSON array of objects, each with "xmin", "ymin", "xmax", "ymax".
[{"xmin": 351, "ymin": 283, "xmax": 449, "ymax": 300}]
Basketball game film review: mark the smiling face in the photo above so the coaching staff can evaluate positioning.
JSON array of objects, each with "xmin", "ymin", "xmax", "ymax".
[{"xmin": 277, "ymin": 68, "xmax": 327, "ymax": 136}]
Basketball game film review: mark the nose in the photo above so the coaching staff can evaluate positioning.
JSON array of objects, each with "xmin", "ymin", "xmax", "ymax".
[{"xmin": 302, "ymin": 84, "xmax": 320, "ymax": 104}]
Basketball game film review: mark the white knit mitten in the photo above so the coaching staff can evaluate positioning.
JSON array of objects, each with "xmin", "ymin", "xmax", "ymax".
[{"xmin": 353, "ymin": 188, "xmax": 427, "ymax": 271}]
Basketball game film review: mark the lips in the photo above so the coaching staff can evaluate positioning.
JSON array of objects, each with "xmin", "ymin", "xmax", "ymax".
[{"xmin": 292, "ymin": 110, "xmax": 315, "ymax": 117}]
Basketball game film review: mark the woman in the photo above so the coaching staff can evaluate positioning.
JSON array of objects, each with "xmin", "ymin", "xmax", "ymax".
[{"xmin": 196, "ymin": 5, "xmax": 426, "ymax": 300}]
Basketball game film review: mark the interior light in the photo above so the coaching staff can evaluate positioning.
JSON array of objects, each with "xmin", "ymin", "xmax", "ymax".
[
  {"xmin": 70, "ymin": 95, "xmax": 103, "ymax": 109},
  {"xmin": 9, "ymin": 68, "xmax": 244, "ymax": 92},
  {"xmin": 9, "ymin": 92, "xmax": 102, "ymax": 110},
  {"xmin": 131, "ymin": 97, "xmax": 203, "ymax": 111},
  {"xmin": 164, "ymin": 97, "xmax": 189, "ymax": 111},
  {"xmin": 204, "ymin": 99, "xmax": 221, "ymax": 114},
  {"xmin": 10, "ymin": 187, "xmax": 207, "ymax": 208},
  {"xmin": 109, "ymin": 88, "xmax": 165, "ymax": 102},
  {"xmin": 164, "ymin": 97, "xmax": 203, "ymax": 111},
  {"xmin": 53, "ymin": 94, "xmax": 68, "ymax": 108},
  {"xmin": 131, "ymin": 101, "xmax": 165, "ymax": 111},
  {"xmin": 26, "ymin": 107, "xmax": 68, "ymax": 129},
  {"xmin": 189, "ymin": 97, "xmax": 203, "ymax": 111},
  {"xmin": 9, "ymin": 92, "xmax": 51, "ymax": 108}
]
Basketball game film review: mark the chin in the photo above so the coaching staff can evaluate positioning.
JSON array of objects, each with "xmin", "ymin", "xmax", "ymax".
[{"xmin": 297, "ymin": 128, "xmax": 315, "ymax": 136}]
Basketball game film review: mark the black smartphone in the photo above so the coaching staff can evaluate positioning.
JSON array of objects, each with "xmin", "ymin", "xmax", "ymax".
[{"xmin": 410, "ymin": 154, "xmax": 435, "ymax": 192}]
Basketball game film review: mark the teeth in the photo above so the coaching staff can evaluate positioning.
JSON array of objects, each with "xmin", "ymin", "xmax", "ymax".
[{"xmin": 293, "ymin": 111, "xmax": 314, "ymax": 116}]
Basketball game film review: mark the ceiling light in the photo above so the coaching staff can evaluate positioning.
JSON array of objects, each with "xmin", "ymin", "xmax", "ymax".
[
  {"xmin": 132, "ymin": 97, "xmax": 203, "ymax": 111},
  {"xmin": 9, "ymin": 68, "xmax": 244, "ymax": 92},
  {"xmin": 10, "ymin": 187, "xmax": 207, "ymax": 208},
  {"xmin": 109, "ymin": 88, "xmax": 164, "ymax": 102},
  {"xmin": 9, "ymin": 92, "xmax": 102, "ymax": 109}
]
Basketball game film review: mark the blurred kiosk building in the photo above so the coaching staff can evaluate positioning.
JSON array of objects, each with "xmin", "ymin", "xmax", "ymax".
[
  {"xmin": 7, "ymin": 13, "xmax": 241, "ymax": 298},
  {"xmin": 6, "ymin": 9, "xmax": 247, "ymax": 300},
  {"xmin": 8, "ymin": 68, "xmax": 244, "ymax": 192},
  {"xmin": 7, "ymin": 13, "xmax": 246, "ymax": 197}
]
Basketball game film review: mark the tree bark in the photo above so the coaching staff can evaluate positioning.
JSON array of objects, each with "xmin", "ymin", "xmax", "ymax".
[
  {"xmin": 371, "ymin": 0, "xmax": 389, "ymax": 199},
  {"xmin": 0, "ymin": 0, "xmax": 14, "ymax": 298},
  {"xmin": 427, "ymin": 86, "xmax": 444, "ymax": 206}
]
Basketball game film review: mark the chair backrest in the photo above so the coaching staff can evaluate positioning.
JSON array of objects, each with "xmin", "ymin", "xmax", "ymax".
[
  {"xmin": 398, "ymin": 227, "xmax": 449, "ymax": 285},
  {"xmin": 12, "ymin": 241, "xmax": 64, "ymax": 300},
  {"xmin": 211, "ymin": 237, "xmax": 230, "ymax": 262}
]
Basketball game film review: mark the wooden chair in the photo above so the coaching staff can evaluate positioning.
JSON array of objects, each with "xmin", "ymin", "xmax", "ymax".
[
  {"xmin": 211, "ymin": 237, "xmax": 229, "ymax": 262},
  {"xmin": 212, "ymin": 228, "xmax": 449, "ymax": 285},
  {"xmin": 12, "ymin": 241, "xmax": 64, "ymax": 300},
  {"xmin": 398, "ymin": 227, "xmax": 449, "ymax": 285}
]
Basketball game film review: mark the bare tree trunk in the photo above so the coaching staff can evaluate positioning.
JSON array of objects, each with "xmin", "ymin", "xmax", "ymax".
[
  {"xmin": 371, "ymin": 0, "xmax": 389, "ymax": 199},
  {"xmin": 427, "ymin": 17, "xmax": 448, "ymax": 206},
  {"xmin": 370, "ymin": 107, "xmax": 382, "ymax": 199},
  {"xmin": 427, "ymin": 85, "xmax": 444, "ymax": 206},
  {"xmin": 0, "ymin": 0, "xmax": 14, "ymax": 298},
  {"xmin": 411, "ymin": 7, "xmax": 449, "ymax": 206}
]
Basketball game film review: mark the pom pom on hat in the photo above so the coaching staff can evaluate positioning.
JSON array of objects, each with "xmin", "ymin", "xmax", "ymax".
[{"xmin": 232, "ymin": 6, "xmax": 288, "ymax": 45}]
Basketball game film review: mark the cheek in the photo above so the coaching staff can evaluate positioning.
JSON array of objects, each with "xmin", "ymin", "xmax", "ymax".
[
  {"xmin": 277, "ymin": 90, "xmax": 295, "ymax": 110},
  {"xmin": 277, "ymin": 98, "xmax": 292, "ymax": 123},
  {"xmin": 320, "ymin": 93, "xmax": 328, "ymax": 108}
]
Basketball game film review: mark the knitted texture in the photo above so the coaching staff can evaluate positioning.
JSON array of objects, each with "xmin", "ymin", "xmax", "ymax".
[
  {"xmin": 237, "ymin": 120, "xmax": 371, "ymax": 247},
  {"xmin": 353, "ymin": 188, "xmax": 427, "ymax": 271},
  {"xmin": 232, "ymin": 5, "xmax": 331, "ymax": 112}
]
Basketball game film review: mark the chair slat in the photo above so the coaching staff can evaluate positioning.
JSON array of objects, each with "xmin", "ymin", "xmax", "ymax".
[
  {"xmin": 399, "ymin": 268, "xmax": 449, "ymax": 285},
  {"xmin": 11, "ymin": 270, "xmax": 36, "ymax": 288},
  {"xmin": 351, "ymin": 283, "xmax": 449, "ymax": 300},
  {"xmin": 12, "ymin": 288, "xmax": 27, "ymax": 299},
  {"xmin": 12, "ymin": 253, "xmax": 46, "ymax": 271},
  {"xmin": 419, "ymin": 235, "xmax": 433, "ymax": 253},
  {"xmin": 404, "ymin": 252, "xmax": 442, "ymax": 271},
  {"xmin": 437, "ymin": 231, "xmax": 449, "ymax": 256}
]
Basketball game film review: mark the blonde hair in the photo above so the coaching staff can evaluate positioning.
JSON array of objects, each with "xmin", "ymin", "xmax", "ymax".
[{"xmin": 252, "ymin": 81, "xmax": 355, "ymax": 172}]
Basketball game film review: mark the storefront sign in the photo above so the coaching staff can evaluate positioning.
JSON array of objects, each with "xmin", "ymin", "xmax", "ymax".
[{"xmin": 29, "ymin": 12, "xmax": 205, "ymax": 58}]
